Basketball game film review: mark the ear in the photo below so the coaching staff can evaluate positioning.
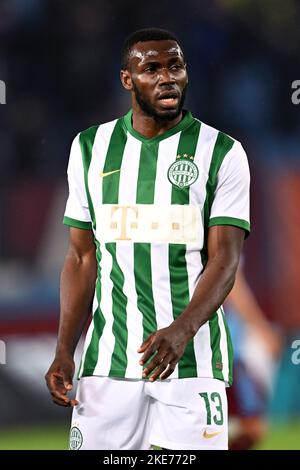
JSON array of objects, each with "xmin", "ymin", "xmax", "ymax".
[
  {"xmin": 184, "ymin": 67, "xmax": 189, "ymax": 87},
  {"xmin": 120, "ymin": 69, "xmax": 133, "ymax": 91}
]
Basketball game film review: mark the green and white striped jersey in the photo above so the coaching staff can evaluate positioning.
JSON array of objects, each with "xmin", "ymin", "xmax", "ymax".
[{"xmin": 63, "ymin": 110, "xmax": 250, "ymax": 385}]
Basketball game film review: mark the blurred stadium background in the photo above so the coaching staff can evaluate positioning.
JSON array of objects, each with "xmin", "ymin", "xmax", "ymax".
[{"xmin": 1, "ymin": 0, "xmax": 300, "ymax": 450}]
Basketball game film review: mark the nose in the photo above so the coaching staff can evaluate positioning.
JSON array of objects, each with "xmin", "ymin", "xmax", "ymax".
[{"xmin": 158, "ymin": 67, "xmax": 175, "ymax": 85}]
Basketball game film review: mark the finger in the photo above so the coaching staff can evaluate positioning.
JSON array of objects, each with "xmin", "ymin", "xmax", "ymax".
[
  {"xmin": 46, "ymin": 373, "xmax": 69, "ymax": 399},
  {"xmin": 46, "ymin": 371, "xmax": 63, "ymax": 389},
  {"xmin": 142, "ymin": 351, "xmax": 166, "ymax": 378},
  {"xmin": 52, "ymin": 397, "xmax": 71, "ymax": 407},
  {"xmin": 50, "ymin": 386, "xmax": 73, "ymax": 403},
  {"xmin": 70, "ymin": 399, "xmax": 79, "ymax": 407},
  {"xmin": 139, "ymin": 348, "xmax": 156, "ymax": 366},
  {"xmin": 50, "ymin": 385, "xmax": 78, "ymax": 407},
  {"xmin": 137, "ymin": 334, "xmax": 154, "ymax": 353},
  {"xmin": 51, "ymin": 392, "xmax": 72, "ymax": 407},
  {"xmin": 52, "ymin": 396, "xmax": 76, "ymax": 407},
  {"xmin": 50, "ymin": 375, "xmax": 68, "ymax": 393},
  {"xmin": 148, "ymin": 355, "xmax": 172, "ymax": 382},
  {"xmin": 159, "ymin": 361, "xmax": 177, "ymax": 380},
  {"xmin": 139, "ymin": 340, "xmax": 160, "ymax": 365}
]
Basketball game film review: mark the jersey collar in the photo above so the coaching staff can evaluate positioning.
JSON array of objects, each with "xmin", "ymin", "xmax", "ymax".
[{"xmin": 122, "ymin": 109, "xmax": 194, "ymax": 143}]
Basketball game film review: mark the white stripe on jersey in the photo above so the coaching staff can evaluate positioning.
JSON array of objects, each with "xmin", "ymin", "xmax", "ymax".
[
  {"xmin": 93, "ymin": 245, "xmax": 115, "ymax": 376},
  {"xmin": 88, "ymin": 120, "xmax": 118, "ymax": 218},
  {"xmin": 185, "ymin": 248, "xmax": 213, "ymax": 379},
  {"xmin": 151, "ymin": 242, "xmax": 179, "ymax": 378},
  {"xmin": 118, "ymin": 133, "xmax": 142, "ymax": 204},
  {"xmin": 153, "ymin": 132, "xmax": 181, "ymax": 203},
  {"xmin": 190, "ymin": 120, "xmax": 220, "ymax": 208}
]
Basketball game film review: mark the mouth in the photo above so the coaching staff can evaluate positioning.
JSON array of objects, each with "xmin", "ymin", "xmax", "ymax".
[{"xmin": 157, "ymin": 91, "xmax": 180, "ymax": 108}]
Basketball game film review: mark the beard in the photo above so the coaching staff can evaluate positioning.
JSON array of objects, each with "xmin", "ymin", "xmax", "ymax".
[{"xmin": 132, "ymin": 81, "xmax": 187, "ymax": 122}]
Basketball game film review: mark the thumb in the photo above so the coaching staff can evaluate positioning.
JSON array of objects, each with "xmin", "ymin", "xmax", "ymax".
[{"xmin": 61, "ymin": 367, "xmax": 73, "ymax": 390}]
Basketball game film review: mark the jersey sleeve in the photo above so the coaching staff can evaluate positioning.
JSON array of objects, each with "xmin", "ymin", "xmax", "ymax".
[
  {"xmin": 63, "ymin": 134, "xmax": 93, "ymax": 230},
  {"xmin": 208, "ymin": 141, "xmax": 250, "ymax": 236}
]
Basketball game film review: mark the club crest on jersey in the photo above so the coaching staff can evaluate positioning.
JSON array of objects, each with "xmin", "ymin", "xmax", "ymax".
[
  {"xmin": 69, "ymin": 426, "xmax": 83, "ymax": 450},
  {"xmin": 168, "ymin": 154, "xmax": 199, "ymax": 189}
]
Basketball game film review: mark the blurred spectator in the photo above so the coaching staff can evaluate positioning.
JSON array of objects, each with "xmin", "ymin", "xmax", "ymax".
[{"xmin": 225, "ymin": 263, "xmax": 282, "ymax": 449}]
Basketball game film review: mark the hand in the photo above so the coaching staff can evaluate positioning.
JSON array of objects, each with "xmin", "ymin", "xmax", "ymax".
[
  {"xmin": 138, "ymin": 321, "xmax": 192, "ymax": 382},
  {"xmin": 45, "ymin": 354, "xmax": 78, "ymax": 407}
]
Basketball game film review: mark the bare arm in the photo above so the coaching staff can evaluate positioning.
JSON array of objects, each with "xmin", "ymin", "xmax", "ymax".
[
  {"xmin": 45, "ymin": 227, "xmax": 96, "ymax": 406},
  {"xmin": 139, "ymin": 225, "xmax": 245, "ymax": 381}
]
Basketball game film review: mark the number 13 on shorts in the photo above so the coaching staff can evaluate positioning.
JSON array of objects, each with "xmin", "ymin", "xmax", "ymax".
[{"xmin": 199, "ymin": 392, "xmax": 224, "ymax": 425}]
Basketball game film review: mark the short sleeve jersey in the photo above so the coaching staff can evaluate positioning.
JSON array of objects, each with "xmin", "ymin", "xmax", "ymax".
[{"xmin": 64, "ymin": 110, "xmax": 250, "ymax": 385}]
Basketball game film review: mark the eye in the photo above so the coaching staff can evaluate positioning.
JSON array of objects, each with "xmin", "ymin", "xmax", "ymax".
[
  {"xmin": 171, "ymin": 64, "xmax": 183, "ymax": 70},
  {"xmin": 144, "ymin": 65, "xmax": 157, "ymax": 73}
]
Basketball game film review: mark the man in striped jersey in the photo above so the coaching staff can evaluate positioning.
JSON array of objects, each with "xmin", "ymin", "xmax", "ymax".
[{"xmin": 45, "ymin": 28, "xmax": 250, "ymax": 450}]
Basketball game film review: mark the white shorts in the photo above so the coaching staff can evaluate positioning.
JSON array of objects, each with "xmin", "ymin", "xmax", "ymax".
[{"xmin": 69, "ymin": 376, "xmax": 228, "ymax": 450}]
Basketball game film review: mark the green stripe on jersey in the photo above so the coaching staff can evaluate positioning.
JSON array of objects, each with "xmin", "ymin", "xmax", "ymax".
[
  {"xmin": 107, "ymin": 242, "xmax": 128, "ymax": 377},
  {"xmin": 102, "ymin": 119, "xmax": 128, "ymax": 204},
  {"xmin": 134, "ymin": 243, "xmax": 157, "ymax": 341},
  {"xmin": 169, "ymin": 120, "xmax": 201, "ymax": 378},
  {"xmin": 136, "ymin": 142, "xmax": 159, "ymax": 203},
  {"xmin": 209, "ymin": 216, "xmax": 250, "ymax": 236},
  {"xmin": 221, "ymin": 306, "xmax": 233, "ymax": 385},
  {"xmin": 63, "ymin": 216, "xmax": 92, "ymax": 230},
  {"xmin": 77, "ymin": 305, "xmax": 98, "ymax": 379},
  {"xmin": 209, "ymin": 311, "xmax": 224, "ymax": 381},
  {"xmin": 81, "ymin": 281, "xmax": 106, "ymax": 376}
]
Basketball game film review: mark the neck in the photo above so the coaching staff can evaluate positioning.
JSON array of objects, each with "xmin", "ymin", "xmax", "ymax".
[{"xmin": 131, "ymin": 107, "xmax": 183, "ymax": 139}]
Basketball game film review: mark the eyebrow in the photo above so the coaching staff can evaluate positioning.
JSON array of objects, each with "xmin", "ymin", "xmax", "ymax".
[
  {"xmin": 140, "ymin": 56, "xmax": 183, "ymax": 66},
  {"xmin": 141, "ymin": 60, "xmax": 160, "ymax": 66}
]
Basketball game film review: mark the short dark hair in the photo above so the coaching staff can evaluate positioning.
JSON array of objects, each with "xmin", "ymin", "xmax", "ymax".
[{"xmin": 121, "ymin": 27, "xmax": 184, "ymax": 70}]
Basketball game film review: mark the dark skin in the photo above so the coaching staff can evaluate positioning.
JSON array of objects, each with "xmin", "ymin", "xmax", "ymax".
[
  {"xmin": 45, "ymin": 39, "xmax": 245, "ymax": 406},
  {"xmin": 120, "ymin": 40, "xmax": 188, "ymax": 137},
  {"xmin": 45, "ymin": 228, "xmax": 96, "ymax": 406}
]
